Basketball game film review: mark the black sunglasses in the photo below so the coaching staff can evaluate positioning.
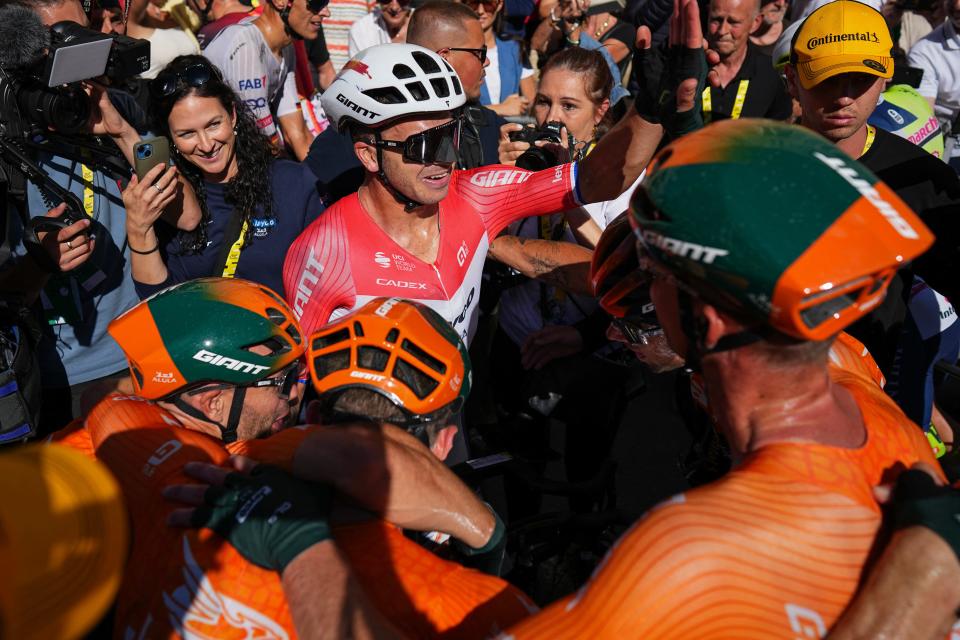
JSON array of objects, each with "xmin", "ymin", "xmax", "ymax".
[
  {"xmin": 446, "ymin": 45, "xmax": 488, "ymax": 64},
  {"xmin": 612, "ymin": 318, "xmax": 663, "ymax": 346},
  {"xmin": 152, "ymin": 62, "xmax": 214, "ymax": 99},
  {"xmin": 463, "ymin": 0, "xmax": 499, "ymax": 12},
  {"xmin": 373, "ymin": 119, "xmax": 462, "ymax": 165},
  {"xmin": 306, "ymin": 0, "xmax": 330, "ymax": 13},
  {"xmin": 377, "ymin": 0, "xmax": 412, "ymax": 6}
]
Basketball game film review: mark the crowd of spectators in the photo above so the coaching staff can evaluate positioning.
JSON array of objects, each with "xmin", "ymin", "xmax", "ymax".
[{"xmin": 2, "ymin": 0, "xmax": 960, "ymax": 635}]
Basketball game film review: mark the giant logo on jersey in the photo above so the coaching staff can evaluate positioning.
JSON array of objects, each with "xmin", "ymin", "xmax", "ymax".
[
  {"xmin": 293, "ymin": 248, "xmax": 325, "ymax": 318},
  {"xmin": 469, "ymin": 169, "xmax": 532, "ymax": 188},
  {"xmin": 159, "ymin": 537, "xmax": 289, "ymax": 640}
]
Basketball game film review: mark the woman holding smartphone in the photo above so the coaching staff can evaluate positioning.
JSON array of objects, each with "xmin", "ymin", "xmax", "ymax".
[{"xmin": 122, "ymin": 55, "xmax": 325, "ymax": 299}]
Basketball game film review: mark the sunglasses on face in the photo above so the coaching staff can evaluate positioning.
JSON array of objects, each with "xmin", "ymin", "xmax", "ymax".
[
  {"xmin": 463, "ymin": 0, "xmax": 500, "ymax": 13},
  {"xmin": 306, "ymin": 0, "xmax": 330, "ymax": 13},
  {"xmin": 446, "ymin": 45, "xmax": 488, "ymax": 64},
  {"xmin": 187, "ymin": 361, "xmax": 302, "ymax": 398},
  {"xmin": 612, "ymin": 318, "xmax": 664, "ymax": 346},
  {"xmin": 373, "ymin": 119, "xmax": 462, "ymax": 165},
  {"xmin": 377, "ymin": 0, "xmax": 412, "ymax": 7},
  {"xmin": 152, "ymin": 62, "xmax": 214, "ymax": 99}
]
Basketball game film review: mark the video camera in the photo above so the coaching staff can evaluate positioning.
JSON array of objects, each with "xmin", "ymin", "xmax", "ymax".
[
  {"xmin": 509, "ymin": 121, "xmax": 566, "ymax": 171},
  {"xmin": 0, "ymin": 5, "xmax": 150, "ymax": 136}
]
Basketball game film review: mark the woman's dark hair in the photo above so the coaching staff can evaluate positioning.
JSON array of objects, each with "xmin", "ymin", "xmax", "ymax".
[
  {"xmin": 150, "ymin": 54, "xmax": 275, "ymax": 253},
  {"xmin": 539, "ymin": 48, "xmax": 615, "ymax": 136}
]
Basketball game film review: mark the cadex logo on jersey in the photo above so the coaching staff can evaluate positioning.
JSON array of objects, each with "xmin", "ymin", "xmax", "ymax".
[{"xmin": 193, "ymin": 350, "xmax": 270, "ymax": 376}]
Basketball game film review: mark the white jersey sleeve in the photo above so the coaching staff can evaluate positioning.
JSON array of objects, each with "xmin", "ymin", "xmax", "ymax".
[
  {"xmin": 276, "ymin": 46, "xmax": 300, "ymax": 118},
  {"xmin": 204, "ymin": 24, "xmax": 278, "ymax": 138}
]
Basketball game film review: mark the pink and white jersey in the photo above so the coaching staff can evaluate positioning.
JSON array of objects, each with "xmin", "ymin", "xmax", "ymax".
[{"xmin": 283, "ymin": 163, "xmax": 581, "ymax": 344}]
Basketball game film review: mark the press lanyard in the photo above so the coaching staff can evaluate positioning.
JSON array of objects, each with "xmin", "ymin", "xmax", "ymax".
[
  {"xmin": 861, "ymin": 125, "xmax": 876, "ymax": 157},
  {"xmin": 221, "ymin": 220, "xmax": 248, "ymax": 278},
  {"xmin": 80, "ymin": 160, "xmax": 95, "ymax": 217},
  {"xmin": 702, "ymin": 80, "xmax": 750, "ymax": 121}
]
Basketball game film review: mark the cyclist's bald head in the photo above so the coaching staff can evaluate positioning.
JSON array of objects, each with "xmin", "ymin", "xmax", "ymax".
[{"xmin": 407, "ymin": 0, "xmax": 479, "ymax": 49}]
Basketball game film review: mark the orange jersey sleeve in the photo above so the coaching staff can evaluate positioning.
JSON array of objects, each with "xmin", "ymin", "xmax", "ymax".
[
  {"xmin": 508, "ymin": 374, "xmax": 941, "ymax": 639},
  {"xmin": 234, "ymin": 426, "xmax": 537, "ymax": 638},
  {"xmin": 81, "ymin": 395, "xmax": 297, "ymax": 640}
]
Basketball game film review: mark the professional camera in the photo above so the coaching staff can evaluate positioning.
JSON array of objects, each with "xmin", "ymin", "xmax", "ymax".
[
  {"xmin": 0, "ymin": 5, "xmax": 150, "ymax": 136},
  {"xmin": 509, "ymin": 121, "xmax": 565, "ymax": 171}
]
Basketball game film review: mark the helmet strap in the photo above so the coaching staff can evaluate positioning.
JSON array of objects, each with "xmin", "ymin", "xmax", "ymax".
[
  {"xmin": 677, "ymin": 289, "xmax": 763, "ymax": 372},
  {"xmin": 269, "ymin": 0, "xmax": 301, "ymax": 40},
  {"xmin": 172, "ymin": 387, "xmax": 247, "ymax": 444},
  {"xmin": 374, "ymin": 132, "xmax": 424, "ymax": 212}
]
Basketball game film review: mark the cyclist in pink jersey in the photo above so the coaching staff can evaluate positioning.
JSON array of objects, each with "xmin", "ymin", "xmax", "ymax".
[{"xmin": 283, "ymin": 42, "xmax": 668, "ymax": 343}]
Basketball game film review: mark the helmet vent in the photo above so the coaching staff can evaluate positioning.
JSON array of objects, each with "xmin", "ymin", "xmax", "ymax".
[
  {"xmin": 132, "ymin": 364, "xmax": 144, "ymax": 389},
  {"xmin": 244, "ymin": 337, "xmax": 289, "ymax": 356},
  {"xmin": 451, "ymin": 76, "xmax": 462, "ymax": 95},
  {"xmin": 358, "ymin": 346, "xmax": 390, "ymax": 372},
  {"xmin": 312, "ymin": 328, "xmax": 350, "ymax": 351},
  {"xmin": 364, "ymin": 87, "xmax": 407, "ymax": 104},
  {"xmin": 393, "ymin": 63, "xmax": 416, "ymax": 79},
  {"xmin": 412, "ymin": 51, "xmax": 441, "ymax": 74},
  {"xmin": 402, "ymin": 338, "xmax": 446, "ymax": 375},
  {"xmin": 430, "ymin": 78, "xmax": 450, "ymax": 98},
  {"xmin": 266, "ymin": 307, "xmax": 287, "ymax": 325},
  {"xmin": 286, "ymin": 324, "xmax": 302, "ymax": 345},
  {"xmin": 313, "ymin": 349, "xmax": 350, "ymax": 378},
  {"xmin": 393, "ymin": 358, "xmax": 439, "ymax": 400},
  {"xmin": 441, "ymin": 59, "xmax": 454, "ymax": 73},
  {"xmin": 353, "ymin": 321, "xmax": 365, "ymax": 338},
  {"xmin": 406, "ymin": 81, "xmax": 429, "ymax": 101},
  {"xmin": 385, "ymin": 328, "xmax": 400, "ymax": 343}
]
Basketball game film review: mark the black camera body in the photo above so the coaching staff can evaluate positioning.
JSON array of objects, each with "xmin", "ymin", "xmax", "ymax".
[{"xmin": 509, "ymin": 121, "xmax": 565, "ymax": 171}]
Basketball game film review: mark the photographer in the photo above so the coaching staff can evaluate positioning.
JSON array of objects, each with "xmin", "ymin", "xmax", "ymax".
[
  {"xmin": 0, "ymin": 0, "xmax": 201, "ymax": 435},
  {"xmin": 490, "ymin": 48, "xmax": 638, "ymax": 515}
]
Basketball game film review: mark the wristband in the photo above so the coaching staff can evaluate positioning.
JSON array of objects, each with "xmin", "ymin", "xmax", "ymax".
[
  {"xmin": 891, "ymin": 469, "xmax": 960, "ymax": 562},
  {"xmin": 127, "ymin": 237, "xmax": 160, "ymax": 255},
  {"xmin": 453, "ymin": 505, "xmax": 505, "ymax": 557}
]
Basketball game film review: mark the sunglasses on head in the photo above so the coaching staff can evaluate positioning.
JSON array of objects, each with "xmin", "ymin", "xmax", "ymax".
[
  {"xmin": 152, "ymin": 62, "xmax": 214, "ymax": 99},
  {"xmin": 373, "ymin": 119, "xmax": 462, "ymax": 165}
]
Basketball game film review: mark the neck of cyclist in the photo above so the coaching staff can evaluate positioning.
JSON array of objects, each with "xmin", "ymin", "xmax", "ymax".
[
  {"xmin": 361, "ymin": 174, "xmax": 442, "ymax": 245},
  {"xmin": 694, "ymin": 313, "xmax": 866, "ymax": 461},
  {"xmin": 255, "ymin": 4, "xmax": 293, "ymax": 54}
]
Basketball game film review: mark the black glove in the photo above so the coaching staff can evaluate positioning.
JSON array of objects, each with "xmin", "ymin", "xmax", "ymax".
[
  {"xmin": 192, "ymin": 464, "xmax": 334, "ymax": 573},
  {"xmin": 891, "ymin": 468, "xmax": 960, "ymax": 561},
  {"xmin": 632, "ymin": 40, "xmax": 707, "ymax": 138}
]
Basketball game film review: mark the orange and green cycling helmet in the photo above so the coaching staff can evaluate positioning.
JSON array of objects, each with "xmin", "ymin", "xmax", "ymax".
[
  {"xmin": 630, "ymin": 119, "xmax": 934, "ymax": 343},
  {"xmin": 109, "ymin": 277, "xmax": 304, "ymax": 399},
  {"xmin": 307, "ymin": 297, "xmax": 471, "ymax": 426}
]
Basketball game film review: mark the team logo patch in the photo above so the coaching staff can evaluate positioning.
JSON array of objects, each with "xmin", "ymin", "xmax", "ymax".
[
  {"xmin": 343, "ymin": 60, "xmax": 373, "ymax": 79},
  {"xmin": 374, "ymin": 252, "xmax": 391, "ymax": 268}
]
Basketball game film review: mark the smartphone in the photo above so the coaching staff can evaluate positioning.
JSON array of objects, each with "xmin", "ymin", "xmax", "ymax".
[{"xmin": 133, "ymin": 137, "xmax": 171, "ymax": 182}]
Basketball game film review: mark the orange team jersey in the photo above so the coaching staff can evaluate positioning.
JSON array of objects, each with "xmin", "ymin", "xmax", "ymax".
[
  {"xmin": 506, "ymin": 371, "xmax": 943, "ymax": 639},
  {"xmin": 52, "ymin": 394, "xmax": 534, "ymax": 639}
]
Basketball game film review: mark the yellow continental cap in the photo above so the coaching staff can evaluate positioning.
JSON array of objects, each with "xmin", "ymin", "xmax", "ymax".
[
  {"xmin": 0, "ymin": 444, "xmax": 128, "ymax": 640},
  {"xmin": 792, "ymin": 0, "xmax": 894, "ymax": 89}
]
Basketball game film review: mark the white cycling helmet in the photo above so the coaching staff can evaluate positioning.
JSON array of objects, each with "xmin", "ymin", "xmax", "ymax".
[
  {"xmin": 772, "ymin": 20, "xmax": 803, "ymax": 74},
  {"xmin": 321, "ymin": 43, "xmax": 467, "ymax": 131}
]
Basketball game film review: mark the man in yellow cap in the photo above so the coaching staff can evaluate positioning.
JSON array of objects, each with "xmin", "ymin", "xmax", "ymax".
[
  {"xmin": 784, "ymin": 0, "xmax": 960, "ymax": 383},
  {"xmin": 0, "ymin": 444, "xmax": 128, "ymax": 640}
]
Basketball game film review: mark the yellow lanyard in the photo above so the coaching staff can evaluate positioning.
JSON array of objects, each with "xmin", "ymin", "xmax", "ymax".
[
  {"xmin": 702, "ymin": 80, "xmax": 750, "ymax": 121},
  {"xmin": 861, "ymin": 125, "xmax": 876, "ymax": 156},
  {"xmin": 221, "ymin": 220, "xmax": 249, "ymax": 278},
  {"xmin": 80, "ymin": 161, "xmax": 95, "ymax": 217}
]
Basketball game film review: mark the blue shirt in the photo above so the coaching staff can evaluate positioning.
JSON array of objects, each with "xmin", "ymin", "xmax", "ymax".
[
  {"xmin": 16, "ymin": 154, "xmax": 140, "ymax": 387},
  {"xmin": 136, "ymin": 159, "xmax": 325, "ymax": 299}
]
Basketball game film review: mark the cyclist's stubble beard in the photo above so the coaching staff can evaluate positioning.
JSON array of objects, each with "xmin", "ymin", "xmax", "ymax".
[{"xmin": 234, "ymin": 387, "xmax": 294, "ymax": 441}]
